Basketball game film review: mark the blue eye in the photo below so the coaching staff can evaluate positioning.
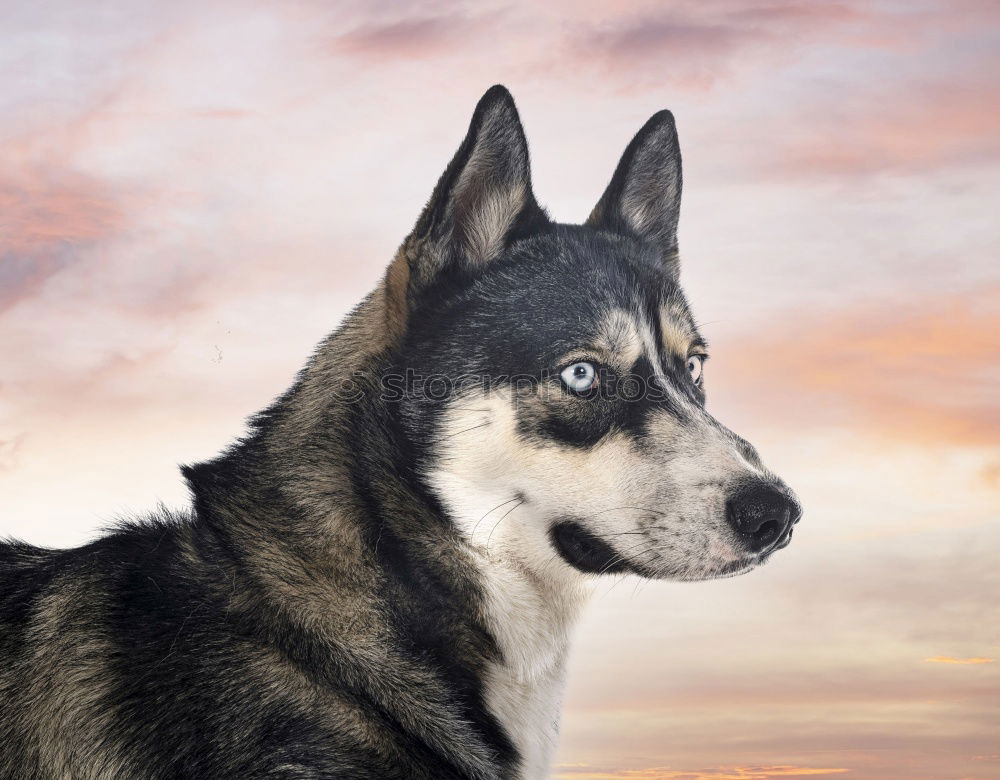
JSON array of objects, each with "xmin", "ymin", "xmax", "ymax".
[
  {"xmin": 688, "ymin": 355, "xmax": 705, "ymax": 385},
  {"xmin": 560, "ymin": 362, "xmax": 597, "ymax": 393}
]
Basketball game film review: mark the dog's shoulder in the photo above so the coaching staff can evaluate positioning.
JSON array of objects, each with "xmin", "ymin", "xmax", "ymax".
[
  {"xmin": 0, "ymin": 516, "xmax": 181, "ymax": 654},
  {"xmin": 0, "ymin": 537, "xmax": 77, "ymax": 639}
]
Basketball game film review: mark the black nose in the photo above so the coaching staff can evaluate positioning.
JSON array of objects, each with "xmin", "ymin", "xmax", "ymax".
[{"xmin": 726, "ymin": 483, "xmax": 800, "ymax": 553}]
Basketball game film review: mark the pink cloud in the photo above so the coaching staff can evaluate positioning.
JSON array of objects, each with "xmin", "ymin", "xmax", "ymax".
[
  {"xmin": 0, "ymin": 433, "xmax": 27, "ymax": 471},
  {"xmin": 331, "ymin": 12, "xmax": 493, "ymax": 60},
  {"xmin": 0, "ymin": 170, "xmax": 125, "ymax": 311},
  {"xmin": 773, "ymin": 81, "xmax": 1000, "ymax": 176},
  {"xmin": 562, "ymin": 1, "xmax": 869, "ymax": 90}
]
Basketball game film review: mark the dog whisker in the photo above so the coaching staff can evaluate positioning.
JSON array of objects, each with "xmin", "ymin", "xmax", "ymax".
[
  {"xmin": 485, "ymin": 500, "xmax": 524, "ymax": 552},
  {"xmin": 469, "ymin": 496, "xmax": 522, "ymax": 538},
  {"xmin": 595, "ymin": 537, "xmax": 661, "ymax": 576},
  {"xmin": 441, "ymin": 422, "xmax": 491, "ymax": 440}
]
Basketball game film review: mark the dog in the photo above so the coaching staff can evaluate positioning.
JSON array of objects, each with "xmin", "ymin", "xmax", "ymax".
[{"xmin": 0, "ymin": 85, "xmax": 800, "ymax": 779}]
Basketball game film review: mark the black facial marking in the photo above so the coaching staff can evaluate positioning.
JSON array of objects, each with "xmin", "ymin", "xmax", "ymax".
[
  {"xmin": 399, "ymin": 226, "xmax": 704, "ymax": 466},
  {"xmin": 530, "ymin": 407, "xmax": 613, "ymax": 448},
  {"xmin": 549, "ymin": 520, "xmax": 633, "ymax": 575}
]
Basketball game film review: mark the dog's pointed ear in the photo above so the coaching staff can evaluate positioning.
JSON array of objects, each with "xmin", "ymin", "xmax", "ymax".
[
  {"xmin": 403, "ymin": 85, "xmax": 547, "ymax": 294},
  {"xmin": 586, "ymin": 110, "xmax": 682, "ymax": 278}
]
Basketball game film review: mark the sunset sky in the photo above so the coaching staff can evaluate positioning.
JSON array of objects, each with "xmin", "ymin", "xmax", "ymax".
[{"xmin": 1, "ymin": 1, "xmax": 998, "ymax": 778}]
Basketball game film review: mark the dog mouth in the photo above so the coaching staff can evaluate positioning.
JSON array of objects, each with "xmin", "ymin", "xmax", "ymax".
[
  {"xmin": 708, "ymin": 526, "xmax": 794, "ymax": 578},
  {"xmin": 550, "ymin": 519, "xmax": 795, "ymax": 579},
  {"xmin": 550, "ymin": 520, "xmax": 637, "ymax": 575},
  {"xmin": 704, "ymin": 525, "xmax": 795, "ymax": 578},
  {"xmin": 692, "ymin": 557, "xmax": 758, "ymax": 580}
]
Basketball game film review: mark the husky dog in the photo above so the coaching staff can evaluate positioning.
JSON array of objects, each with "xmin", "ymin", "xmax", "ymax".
[{"xmin": 0, "ymin": 86, "xmax": 800, "ymax": 779}]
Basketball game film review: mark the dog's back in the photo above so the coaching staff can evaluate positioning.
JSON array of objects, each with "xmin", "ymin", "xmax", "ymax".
[
  {"xmin": 0, "ymin": 523, "xmax": 266, "ymax": 778},
  {"xmin": 0, "ymin": 521, "xmax": 457, "ymax": 780},
  {"xmin": 0, "ymin": 532, "xmax": 163, "ymax": 778}
]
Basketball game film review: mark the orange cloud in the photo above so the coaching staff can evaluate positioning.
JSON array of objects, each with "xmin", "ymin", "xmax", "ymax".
[
  {"xmin": 714, "ymin": 287, "xmax": 1000, "ymax": 446},
  {"xmin": 924, "ymin": 656, "xmax": 994, "ymax": 665},
  {"xmin": 554, "ymin": 765, "xmax": 850, "ymax": 780}
]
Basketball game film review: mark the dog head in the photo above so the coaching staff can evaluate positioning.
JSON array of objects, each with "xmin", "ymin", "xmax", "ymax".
[{"xmin": 388, "ymin": 86, "xmax": 800, "ymax": 583}]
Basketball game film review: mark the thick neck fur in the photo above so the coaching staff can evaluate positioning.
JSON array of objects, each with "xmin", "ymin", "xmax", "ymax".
[{"xmin": 182, "ymin": 286, "xmax": 585, "ymax": 778}]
